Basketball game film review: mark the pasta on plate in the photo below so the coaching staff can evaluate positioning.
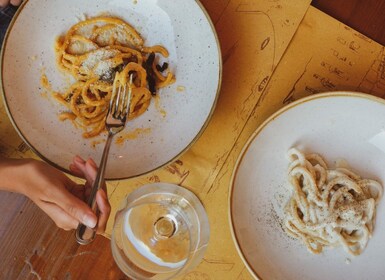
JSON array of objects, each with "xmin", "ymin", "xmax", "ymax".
[
  {"xmin": 284, "ymin": 148, "xmax": 383, "ymax": 256},
  {"xmin": 53, "ymin": 16, "xmax": 175, "ymax": 138}
]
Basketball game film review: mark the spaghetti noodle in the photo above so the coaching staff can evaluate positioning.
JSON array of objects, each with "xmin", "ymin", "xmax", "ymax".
[
  {"xmin": 283, "ymin": 148, "xmax": 382, "ymax": 256},
  {"xmin": 53, "ymin": 16, "xmax": 175, "ymax": 138}
]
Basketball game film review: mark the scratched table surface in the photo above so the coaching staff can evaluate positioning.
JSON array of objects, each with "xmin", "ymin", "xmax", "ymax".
[{"xmin": 1, "ymin": 1, "xmax": 385, "ymax": 279}]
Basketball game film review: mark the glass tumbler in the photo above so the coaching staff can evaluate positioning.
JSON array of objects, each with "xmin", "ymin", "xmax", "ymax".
[{"xmin": 111, "ymin": 183, "xmax": 210, "ymax": 280}]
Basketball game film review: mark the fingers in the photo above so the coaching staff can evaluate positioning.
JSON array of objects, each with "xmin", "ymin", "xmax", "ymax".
[
  {"xmin": 37, "ymin": 192, "xmax": 98, "ymax": 230},
  {"xmin": 70, "ymin": 156, "xmax": 98, "ymax": 184},
  {"xmin": 64, "ymin": 196, "xmax": 97, "ymax": 228},
  {"xmin": 10, "ymin": 0, "xmax": 22, "ymax": 6},
  {"xmin": 71, "ymin": 156, "xmax": 106, "ymax": 192},
  {"xmin": 69, "ymin": 156, "xmax": 86, "ymax": 178},
  {"xmin": 37, "ymin": 200, "xmax": 79, "ymax": 230},
  {"xmin": 70, "ymin": 156, "xmax": 101, "ymax": 195},
  {"xmin": 85, "ymin": 158, "xmax": 98, "ymax": 184},
  {"xmin": 70, "ymin": 184, "xmax": 87, "ymax": 201},
  {"xmin": 51, "ymin": 180, "xmax": 98, "ymax": 229},
  {"xmin": 0, "ymin": 0, "xmax": 9, "ymax": 7},
  {"xmin": 95, "ymin": 189, "xmax": 111, "ymax": 233},
  {"xmin": 47, "ymin": 188, "xmax": 110, "ymax": 233},
  {"xmin": 69, "ymin": 156, "xmax": 110, "ymax": 234}
]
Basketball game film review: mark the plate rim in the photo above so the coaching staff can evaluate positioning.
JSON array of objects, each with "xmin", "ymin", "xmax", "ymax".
[
  {"xmin": 228, "ymin": 91, "xmax": 385, "ymax": 280},
  {"xmin": 0, "ymin": 0, "xmax": 223, "ymax": 180}
]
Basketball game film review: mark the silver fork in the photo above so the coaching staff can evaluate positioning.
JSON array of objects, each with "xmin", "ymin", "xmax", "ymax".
[{"xmin": 75, "ymin": 74, "xmax": 133, "ymax": 245}]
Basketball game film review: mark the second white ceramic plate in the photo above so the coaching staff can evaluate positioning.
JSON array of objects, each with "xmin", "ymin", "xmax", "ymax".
[
  {"xmin": 230, "ymin": 92, "xmax": 385, "ymax": 280},
  {"xmin": 2, "ymin": 0, "xmax": 221, "ymax": 179}
]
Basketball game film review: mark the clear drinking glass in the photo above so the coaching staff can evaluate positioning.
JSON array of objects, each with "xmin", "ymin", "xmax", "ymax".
[{"xmin": 111, "ymin": 183, "xmax": 210, "ymax": 280}]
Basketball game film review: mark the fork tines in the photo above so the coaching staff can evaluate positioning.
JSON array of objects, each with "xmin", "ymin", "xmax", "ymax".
[{"xmin": 110, "ymin": 73, "xmax": 133, "ymax": 121}]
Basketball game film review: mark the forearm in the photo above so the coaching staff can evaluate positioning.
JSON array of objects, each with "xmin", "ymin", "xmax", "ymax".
[{"xmin": 0, "ymin": 156, "xmax": 34, "ymax": 194}]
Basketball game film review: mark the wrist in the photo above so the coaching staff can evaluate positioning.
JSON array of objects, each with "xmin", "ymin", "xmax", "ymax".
[{"xmin": 0, "ymin": 157, "xmax": 37, "ymax": 195}]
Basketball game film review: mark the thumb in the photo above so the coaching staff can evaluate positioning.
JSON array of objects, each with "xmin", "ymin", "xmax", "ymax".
[
  {"xmin": 68, "ymin": 201, "xmax": 97, "ymax": 228},
  {"xmin": 62, "ymin": 181, "xmax": 98, "ymax": 228}
]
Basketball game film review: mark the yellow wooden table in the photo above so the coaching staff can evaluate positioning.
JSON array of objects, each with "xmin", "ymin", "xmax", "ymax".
[{"xmin": 2, "ymin": 0, "xmax": 385, "ymax": 279}]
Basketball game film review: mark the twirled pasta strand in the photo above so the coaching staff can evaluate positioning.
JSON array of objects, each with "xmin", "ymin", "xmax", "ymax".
[
  {"xmin": 54, "ymin": 16, "xmax": 175, "ymax": 138},
  {"xmin": 284, "ymin": 148, "xmax": 382, "ymax": 256}
]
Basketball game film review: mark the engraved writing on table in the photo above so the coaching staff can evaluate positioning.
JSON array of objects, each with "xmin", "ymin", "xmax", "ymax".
[{"xmin": 280, "ymin": 19, "xmax": 385, "ymax": 104}]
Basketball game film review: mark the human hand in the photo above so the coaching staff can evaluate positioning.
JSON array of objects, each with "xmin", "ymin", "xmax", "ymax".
[
  {"xmin": 20, "ymin": 157, "xmax": 110, "ymax": 233},
  {"xmin": 0, "ymin": 0, "xmax": 22, "ymax": 7},
  {"xmin": 69, "ymin": 156, "xmax": 111, "ymax": 233}
]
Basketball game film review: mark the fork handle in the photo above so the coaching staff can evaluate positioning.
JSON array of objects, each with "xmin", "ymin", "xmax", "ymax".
[{"xmin": 75, "ymin": 132, "xmax": 114, "ymax": 245}]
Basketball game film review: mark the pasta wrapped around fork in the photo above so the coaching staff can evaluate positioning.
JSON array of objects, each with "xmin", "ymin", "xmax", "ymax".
[{"xmin": 54, "ymin": 16, "xmax": 175, "ymax": 138}]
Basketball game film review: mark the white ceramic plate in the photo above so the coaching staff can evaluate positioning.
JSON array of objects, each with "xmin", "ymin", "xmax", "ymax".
[
  {"xmin": 230, "ymin": 92, "xmax": 385, "ymax": 280},
  {"xmin": 1, "ymin": 0, "xmax": 221, "ymax": 179}
]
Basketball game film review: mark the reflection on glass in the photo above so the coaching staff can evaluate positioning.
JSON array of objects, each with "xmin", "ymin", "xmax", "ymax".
[{"xmin": 111, "ymin": 183, "xmax": 209, "ymax": 280}]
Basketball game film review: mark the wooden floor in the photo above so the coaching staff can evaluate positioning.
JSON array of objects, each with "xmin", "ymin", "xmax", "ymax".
[{"xmin": 312, "ymin": 0, "xmax": 385, "ymax": 46}]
